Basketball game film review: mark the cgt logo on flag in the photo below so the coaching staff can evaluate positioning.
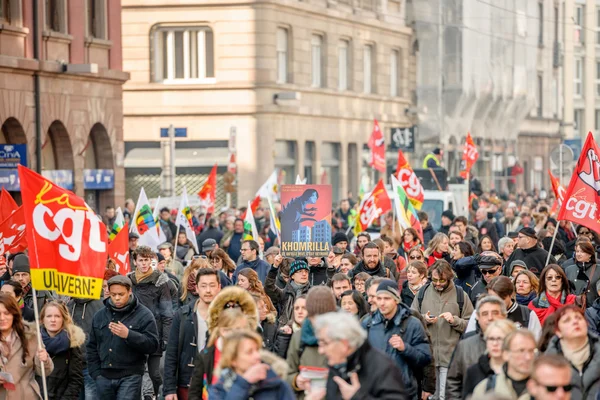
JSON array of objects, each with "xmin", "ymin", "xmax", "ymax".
[{"xmin": 18, "ymin": 165, "xmax": 108, "ymax": 299}]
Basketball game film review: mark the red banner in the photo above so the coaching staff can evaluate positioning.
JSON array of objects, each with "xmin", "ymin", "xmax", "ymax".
[
  {"xmin": 198, "ymin": 164, "xmax": 217, "ymax": 214},
  {"xmin": 368, "ymin": 119, "xmax": 386, "ymax": 172},
  {"xmin": 0, "ymin": 188, "xmax": 17, "ymax": 222},
  {"xmin": 0, "ymin": 206, "xmax": 27, "ymax": 254},
  {"xmin": 355, "ymin": 179, "xmax": 392, "ymax": 235},
  {"xmin": 395, "ymin": 150, "xmax": 424, "ymax": 209},
  {"xmin": 241, "ymin": 195, "xmax": 261, "ymax": 220},
  {"xmin": 108, "ymin": 222, "xmax": 130, "ymax": 275},
  {"xmin": 18, "ymin": 165, "xmax": 108, "ymax": 299},
  {"xmin": 460, "ymin": 133, "xmax": 479, "ymax": 179},
  {"xmin": 558, "ymin": 132, "xmax": 600, "ymax": 233},
  {"xmin": 548, "ymin": 170, "xmax": 566, "ymax": 207}
]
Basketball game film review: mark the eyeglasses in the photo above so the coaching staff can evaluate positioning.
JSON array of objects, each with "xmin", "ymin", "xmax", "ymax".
[
  {"xmin": 431, "ymin": 278, "xmax": 447, "ymax": 284},
  {"xmin": 535, "ymin": 382, "xmax": 573, "ymax": 393},
  {"xmin": 409, "ymin": 255, "xmax": 423, "ymax": 260},
  {"xmin": 481, "ymin": 268, "xmax": 499, "ymax": 275},
  {"xmin": 545, "ymin": 275, "xmax": 562, "ymax": 281}
]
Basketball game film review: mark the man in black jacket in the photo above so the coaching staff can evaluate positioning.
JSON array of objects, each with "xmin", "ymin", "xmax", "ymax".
[
  {"xmin": 164, "ymin": 267, "xmax": 222, "ymax": 400},
  {"xmin": 126, "ymin": 246, "xmax": 173, "ymax": 400},
  {"xmin": 469, "ymin": 254, "xmax": 503, "ymax": 307},
  {"xmin": 504, "ymin": 227, "xmax": 556, "ymax": 276},
  {"xmin": 11, "ymin": 254, "xmax": 55, "ymax": 313},
  {"xmin": 349, "ymin": 243, "xmax": 393, "ymax": 280},
  {"xmin": 313, "ymin": 311, "xmax": 407, "ymax": 399},
  {"xmin": 87, "ymin": 275, "xmax": 159, "ymax": 400}
]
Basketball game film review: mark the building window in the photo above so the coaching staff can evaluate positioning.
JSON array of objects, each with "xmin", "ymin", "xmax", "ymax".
[
  {"xmin": 537, "ymin": 73, "xmax": 543, "ymax": 117},
  {"xmin": 575, "ymin": 5, "xmax": 584, "ymax": 44},
  {"xmin": 0, "ymin": 0, "xmax": 10, "ymax": 23},
  {"xmin": 338, "ymin": 40, "xmax": 349, "ymax": 91},
  {"xmin": 154, "ymin": 27, "xmax": 215, "ymax": 83},
  {"xmin": 575, "ymin": 58, "xmax": 583, "ymax": 97},
  {"xmin": 274, "ymin": 140, "xmax": 297, "ymax": 184},
  {"xmin": 363, "ymin": 44, "xmax": 373, "ymax": 94},
  {"xmin": 322, "ymin": 142, "xmax": 340, "ymax": 201},
  {"xmin": 390, "ymin": 50, "xmax": 400, "ymax": 97},
  {"xmin": 574, "ymin": 109, "xmax": 583, "ymax": 135},
  {"xmin": 311, "ymin": 34, "xmax": 323, "ymax": 88},
  {"xmin": 276, "ymin": 28, "xmax": 288, "ymax": 84},
  {"xmin": 304, "ymin": 141, "xmax": 314, "ymax": 184},
  {"xmin": 87, "ymin": 0, "xmax": 106, "ymax": 39},
  {"xmin": 538, "ymin": 2, "xmax": 543, "ymax": 46},
  {"xmin": 45, "ymin": 0, "xmax": 67, "ymax": 33}
]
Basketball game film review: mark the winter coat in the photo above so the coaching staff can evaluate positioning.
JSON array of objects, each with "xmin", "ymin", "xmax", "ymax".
[
  {"xmin": 233, "ymin": 258, "xmax": 271, "ymax": 284},
  {"xmin": 465, "ymin": 301, "xmax": 542, "ymax": 339},
  {"xmin": 261, "ymin": 317, "xmax": 278, "ymax": 352},
  {"xmin": 163, "ymin": 302, "xmax": 205, "ymax": 395},
  {"xmin": 207, "ymin": 286, "xmax": 259, "ymax": 333},
  {"xmin": 265, "ymin": 267, "xmax": 311, "ymax": 328},
  {"xmin": 127, "ymin": 270, "xmax": 173, "ymax": 353},
  {"xmin": 401, "ymin": 280, "xmax": 419, "ymax": 307},
  {"xmin": 585, "ymin": 298, "xmax": 600, "ymax": 336},
  {"xmin": 164, "ymin": 270, "xmax": 180, "ymax": 311},
  {"xmin": 445, "ymin": 333, "xmax": 487, "ymax": 399},
  {"xmin": 166, "ymin": 258, "xmax": 185, "ymax": 282},
  {"xmin": 469, "ymin": 277, "xmax": 489, "ymax": 307},
  {"xmin": 453, "ymin": 255, "xmax": 480, "ymax": 294},
  {"xmin": 422, "ymin": 223, "xmax": 437, "ymax": 247},
  {"xmin": 472, "ymin": 369, "xmax": 532, "ymax": 399},
  {"xmin": 21, "ymin": 304, "xmax": 34, "ymax": 322},
  {"xmin": 504, "ymin": 245, "xmax": 556, "ymax": 276},
  {"xmin": 325, "ymin": 339, "xmax": 407, "ymax": 400},
  {"xmin": 45, "ymin": 326, "xmax": 85, "ymax": 400},
  {"xmin": 463, "ymin": 354, "xmax": 494, "ymax": 399},
  {"xmin": 307, "ymin": 260, "xmax": 334, "ymax": 286},
  {"xmin": 197, "ymin": 227, "xmax": 224, "ymax": 251},
  {"xmin": 67, "ymin": 297, "xmax": 104, "ymax": 363},
  {"xmin": 209, "ymin": 368, "xmax": 295, "ymax": 400},
  {"xmin": 411, "ymin": 282, "xmax": 474, "ymax": 367},
  {"xmin": 285, "ymin": 321, "xmax": 328, "ymax": 400},
  {"xmin": 176, "ymin": 244, "xmax": 195, "ymax": 261},
  {"xmin": 24, "ymin": 289, "xmax": 55, "ymax": 314},
  {"xmin": 566, "ymin": 261, "xmax": 600, "ymax": 307},
  {"xmin": 545, "ymin": 333, "xmax": 600, "ymax": 399},
  {"xmin": 364, "ymin": 303, "xmax": 432, "ymax": 399},
  {"xmin": 188, "ymin": 345, "xmax": 216, "ymax": 400},
  {"xmin": 274, "ymin": 330, "xmax": 293, "ymax": 359},
  {"xmin": 86, "ymin": 295, "xmax": 159, "ymax": 379},
  {"xmin": 502, "ymin": 217, "xmax": 522, "ymax": 236},
  {"xmin": 477, "ymin": 220, "xmax": 499, "ymax": 247},
  {"xmin": 349, "ymin": 260, "xmax": 392, "ymax": 280}
]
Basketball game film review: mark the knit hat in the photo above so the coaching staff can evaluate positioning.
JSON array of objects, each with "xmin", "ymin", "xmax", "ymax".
[
  {"xmin": 306, "ymin": 286, "xmax": 337, "ymax": 317},
  {"xmin": 289, "ymin": 260, "xmax": 310, "ymax": 277},
  {"xmin": 433, "ymin": 147, "xmax": 442, "ymax": 155},
  {"xmin": 519, "ymin": 227, "xmax": 537, "ymax": 239},
  {"xmin": 510, "ymin": 260, "xmax": 527, "ymax": 271},
  {"xmin": 6, "ymin": 252, "xmax": 24, "ymax": 266},
  {"xmin": 12, "ymin": 254, "xmax": 30, "ymax": 275},
  {"xmin": 155, "ymin": 252, "xmax": 165, "ymax": 263},
  {"xmin": 442, "ymin": 210, "xmax": 455, "ymax": 221},
  {"xmin": 376, "ymin": 279, "xmax": 400, "ymax": 303},
  {"xmin": 107, "ymin": 275, "xmax": 132, "ymax": 289},
  {"xmin": 332, "ymin": 232, "xmax": 349, "ymax": 246}
]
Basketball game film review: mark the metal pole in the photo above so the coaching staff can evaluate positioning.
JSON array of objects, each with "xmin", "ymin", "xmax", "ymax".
[
  {"xmin": 33, "ymin": 1, "xmax": 42, "ymax": 172},
  {"xmin": 545, "ymin": 223, "xmax": 559, "ymax": 267},
  {"xmin": 169, "ymin": 125, "xmax": 176, "ymax": 196}
]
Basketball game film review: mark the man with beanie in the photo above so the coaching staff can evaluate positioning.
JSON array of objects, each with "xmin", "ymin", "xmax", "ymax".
[
  {"xmin": 286, "ymin": 286, "xmax": 337, "ymax": 399},
  {"xmin": 126, "ymin": 246, "xmax": 173, "ymax": 400},
  {"xmin": 332, "ymin": 232, "xmax": 350, "ymax": 253},
  {"xmin": 11, "ymin": 254, "xmax": 55, "ymax": 313},
  {"xmin": 504, "ymin": 227, "xmax": 555, "ymax": 276},
  {"xmin": 266, "ymin": 257, "xmax": 312, "ymax": 329},
  {"xmin": 423, "ymin": 147, "xmax": 443, "ymax": 168},
  {"xmin": 440, "ymin": 210, "xmax": 455, "ymax": 236},
  {"xmin": 87, "ymin": 275, "xmax": 159, "ymax": 400},
  {"xmin": 364, "ymin": 279, "xmax": 432, "ymax": 399}
]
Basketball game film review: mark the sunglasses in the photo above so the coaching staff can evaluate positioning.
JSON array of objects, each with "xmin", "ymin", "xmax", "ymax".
[
  {"xmin": 536, "ymin": 382, "xmax": 573, "ymax": 393},
  {"xmin": 546, "ymin": 275, "xmax": 562, "ymax": 281},
  {"xmin": 409, "ymin": 255, "xmax": 423, "ymax": 260},
  {"xmin": 481, "ymin": 268, "xmax": 498, "ymax": 275}
]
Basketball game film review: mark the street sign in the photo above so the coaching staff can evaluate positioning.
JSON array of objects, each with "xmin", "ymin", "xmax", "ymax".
[
  {"xmin": 160, "ymin": 127, "xmax": 187, "ymax": 138},
  {"xmin": 564, "ymin": 138, "xmax": 582, "ymax": 161},
  {"xmin": 83, "ymin": 169, "xmax": 115, "ymax": 190},
  {"xmin": 549, "ymin": 144, "xmax": 574, "ymax": 183},
  {"xmin": 389, "ymin": 126, "xmax": 416, "ymax": 152},
  {"xmin": 42, "ymin": 170, "xmax": 74, "ymax": 191},
  {"xmin": 0, "ymin": 144, "xmax": 27, "ymax": 168}
]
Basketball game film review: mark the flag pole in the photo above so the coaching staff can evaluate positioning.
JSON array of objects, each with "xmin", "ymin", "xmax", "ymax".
[
  {"xmin": 173, "ymin": 224, "xmax": 181, "ymax": 258},
  {"xmin": 31, "ymin": 288, "xmax": 49, "ymax": 400},
  {"xmin": 544, "ymin": 223, "xmax": 559, "ymax": 267}
]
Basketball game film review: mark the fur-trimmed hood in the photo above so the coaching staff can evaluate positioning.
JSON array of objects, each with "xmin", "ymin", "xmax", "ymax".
[
  {"xmin": 260, "ymin": 349, "xmax": 288, "ymax": 378},
  {"xmin": 208, "ymin": 286, "xmax": 258, "ymax": 332},
  {"xmin": 68, "ymin": 324, "xmax": 86, "ymax": 348},
  {"xmin": 265, "ymin": 309, "xmax": 277, "ymax": 324}
]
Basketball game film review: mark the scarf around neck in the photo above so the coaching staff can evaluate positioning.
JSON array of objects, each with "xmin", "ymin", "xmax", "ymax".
[
  {"xmin": 42, "ymin": 328, "xmax": 70, "ymax": 356},
  {"xmin": 516, "ymin": 291, "xmax": 536, "ymax": 306},
  {"xmin": 561, "ymin": 337, "xmax": 590, "ymax": 372},
  {"xmin": 289, "ymin": 280, "xmax": 308, "ymax": 297},
  {"xmin": 135, "ymin": 267, "xmax": 154, "ymax": 284}
]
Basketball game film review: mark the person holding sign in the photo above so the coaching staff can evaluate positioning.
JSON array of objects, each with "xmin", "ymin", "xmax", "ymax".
[{"xmin": 0, "ymin": 293, "xmax": 53, "ymax": 398}]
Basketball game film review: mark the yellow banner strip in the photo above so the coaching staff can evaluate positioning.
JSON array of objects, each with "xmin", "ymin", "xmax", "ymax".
[{"xmin": 31, "ymin": 269, "xmax": 103, "ymax": 300}]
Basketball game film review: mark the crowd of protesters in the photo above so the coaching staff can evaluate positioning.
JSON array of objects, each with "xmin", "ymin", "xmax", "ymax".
[{"xmin": 1, "ymin": 184, "xmax": 599, "ymax": 400}]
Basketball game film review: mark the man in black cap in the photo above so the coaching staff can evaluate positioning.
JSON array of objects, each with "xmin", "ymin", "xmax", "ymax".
[
  {"xmin": 439, "ymin": 210, "xmax": 455, "ymax": 236},
  {"xmin": 11, "ymin": 254, "xmax": 55, "ymax": 313},
  {"xmin": 87, "ymin": 275, "xmax": 159, "ymax": 400},
  {"xmin": 331, "ymin": 232, "xmax": 350, "ymax": 253},
  {"xmin": 469, "ymin": 253, "xmax": 503, "ymax": 306},
  {"xmin": 201, "ymin": 238, "xmax": 218, "ymax": 257},
  {"xmin": 422, "ymin": 148, "xmax": 443, "ymax": 168},
  {"xmin": 504, "ymin": 227, "xmax": 555, "ymax": 276}
]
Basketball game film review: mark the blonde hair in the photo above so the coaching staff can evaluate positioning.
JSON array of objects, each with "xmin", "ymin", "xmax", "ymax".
[
  {"xmin": 41, "ymin": 301, "xmax": 80, "ymax": 342},
  {"xmin": 207, "ymin": 308, "xmax": 249, "ymax": 347},
  {"xmin": 484, "ymin": 319, "xmax": 517, "ymax": 340},
  {"xmin": 424, "ymin": 233, "xmax": 449, "ymax": 257},
  {"xmin": 216, "ymin": 329, "xmax": 262, "ymax": 376},
  {"xmin": 180, "ymin": 258, "xmax": 211, "ymax": 301}
]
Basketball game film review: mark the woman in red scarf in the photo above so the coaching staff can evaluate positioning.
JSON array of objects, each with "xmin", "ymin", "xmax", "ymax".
[
  {"xmin": 398, "ymin": 228, "xmax": 422, "ymax": 259},
  {"xmin": 424, "ymin": 233, "xmax": 451, "ymax": 267},
  {"xmin": 528, "ymin": 264, "xmax": 576, "ymax": 325}
]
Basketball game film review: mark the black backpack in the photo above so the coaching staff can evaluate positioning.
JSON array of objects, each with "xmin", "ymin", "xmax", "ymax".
[{"xmin": 416, "ymin": 282, "xmax": 465, "ymax": 315}]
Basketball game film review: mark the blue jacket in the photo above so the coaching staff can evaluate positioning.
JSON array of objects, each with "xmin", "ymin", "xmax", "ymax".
[
  {"xmin": 233, "ymin": 258, "xmax": 271, "ymax": 284},
  {"xmin": 209, "ymin": 368, "xmax": 295, "ymax": 400},
  {"xmin": 364, "ymin": 303, "xmax": 432, "ymax": 399}
]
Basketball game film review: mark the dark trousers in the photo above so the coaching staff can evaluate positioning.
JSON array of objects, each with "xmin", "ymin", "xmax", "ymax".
[
  {"xmin": 177, "ymin": 387, "xmax": 189, "ymax": 400},
  {"xmin": 148, "ymin": 354, "xmax": 162, "ymax": 395},
  {"xmin": 95, "ymin": 374, "xmax": 143, "ymax": 400}
]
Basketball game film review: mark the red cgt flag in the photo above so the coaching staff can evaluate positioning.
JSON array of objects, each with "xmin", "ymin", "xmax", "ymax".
[
  {"xmin": 108, "ymin": 221, "xmax": 130, "ymax": 275},
  {"xmin": 368, "ymin": 119, "xmax": 386, "ymax": 172},
  {"xmin": 241, "ymin": 195, "xmax": 261, "ymax": 220},
  {"xmin": 354, "ymin": 179, "xmax": 392, "ymax": 235},
  {"xmin": 0, "ymin": 188, "xmax": 17, "ymax": 222},
  {"xmin": 395, "ymin": 150, "xmax": 424, "ymax": 210},
  {"xmin": 0, "ymin": 206, "xmax": 27, "ymax": 254},
  {"xmin": 18, "ymin": 165, "xmax": 108, "ymax": 299},
  {"xmin": 548, "ymin": 170, "xmax": 566, "ymax": 207},
  {"xmin": 460, "ymin": 133, "xmax": 479, "ymax": 179},
  {"xmin": 558, "ymin": 132, "xmax": 600, "ymax": 233},
  {"xmin": 198, "ymin": 164, "xmax": 217, "ymax": 214}
]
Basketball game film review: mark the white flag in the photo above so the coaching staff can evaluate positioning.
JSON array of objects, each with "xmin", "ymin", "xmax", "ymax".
[
  {"xmin": 153, "ymin": 196, "xmax": 168, "ymax": 243},
  {"xmin": 130, "ymin": 188, "xmax": 162, "ymax": 251},
  {"xmin": 256, "ymin": 169, "xmax": 279, "ymax": 201},
  {"xmin": 175, "ymin": 187, "xmax": 199, "ymax": 254},
  {"xmin": 295, "ymin": 175, "xmax": 307, "ymax": 185}
]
